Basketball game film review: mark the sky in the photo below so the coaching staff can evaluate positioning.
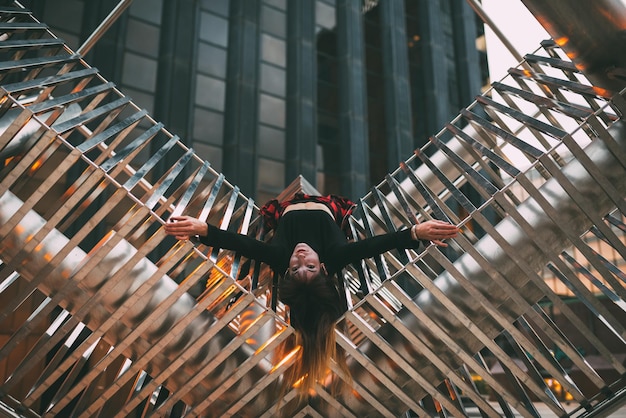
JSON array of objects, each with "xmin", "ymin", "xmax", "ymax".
[
  {"xmin": 477, "ymin": 1, "xmax": 552, "ymax": 168},
  {"xmin": 481, "ymin": 0, "xmax": 550, "ymax": 83}
]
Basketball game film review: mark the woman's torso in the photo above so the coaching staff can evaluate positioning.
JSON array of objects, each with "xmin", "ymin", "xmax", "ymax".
[
  {"xmin": 272, "ymin": 209, "xmax": 348, "ymax": 274},
  {"xmin": 282, "ymin": 201, "xmax": 334, "ymax": 219}
]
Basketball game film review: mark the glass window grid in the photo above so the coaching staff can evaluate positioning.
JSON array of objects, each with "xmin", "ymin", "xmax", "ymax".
[
  {"xmin": 200, "ymin": 0, "xmax": 229, "ymax": 17},
  {"xmin": 192, "ymin": 9, "xmax": 229, "ymax": 165}
]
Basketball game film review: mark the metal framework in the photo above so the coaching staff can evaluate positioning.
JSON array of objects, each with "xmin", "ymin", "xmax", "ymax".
[{"xmin": 0, "ymin": 2, "xmax": 625, "ymax": 417}]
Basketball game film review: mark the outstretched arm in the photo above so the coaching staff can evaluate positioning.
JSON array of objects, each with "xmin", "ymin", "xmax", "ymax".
[
  {"xmin": 410, "ymin": 219, "xmax": 459, "ymax": 247},
  {"xmin": 334, "ymin": 219, "xmax": 458, "ymax": 267},
  {"xmin": 164, "ymin": 215, "xmax": 276, "ymax": 263}
]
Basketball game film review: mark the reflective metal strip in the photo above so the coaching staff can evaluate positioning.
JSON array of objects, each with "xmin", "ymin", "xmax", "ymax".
[
  {"xmin": 461, "ymin": 108, "xmax": 545, "ymax": 158},
  {"xmin": 0, "ymin": 22, "xmax": 46, "ymax": 30},
  {"xmin": 143, "ymin": 148, "xmax": 194, "ymax": 209},
  {"xmin": 52, "ymin": 96, "xmax": 131, "ymax": 134},
  {"xmin": 32, "ymin": 237, "xmax": 199, "ymax": 411},
  {"xmin": 427, "ymin": 247, "xmax": 585, "ymax": 402},
  {"xmin": 100, "ymin": 122, "xmax": 164, "ymax": 172},
  {"xmin": 333, "ymin": 331, "xmax": 398, "ymax": 418},
  {"xmin": 0, "ymin": 68, "xmax": 98, "ymax": 94},
  {"xmin": 380, "ymin": 279, "xmax": 555, "ymax": 417},
  {"xmin": 0, "ymin": 53, "xmax": 78, "ymax": 72},
  {"xmin": 0, "ymin": 147, "xmax": 83, "ymax": 240},
  {"xmin": 400, "ymin": 161, "xmax": 452, "ymax": 222},
  {"xmin": 344, "ymin": 309, "xmax": 440, "ymax": 415}
]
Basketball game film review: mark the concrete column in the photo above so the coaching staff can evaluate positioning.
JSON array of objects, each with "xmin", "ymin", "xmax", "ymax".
[
  {"xmin": 154, "ymin": 0, "xmax": 197, "ymax": 149},
  {"xmin": 380, "ymin": 0, "xmax": 414, "ymax": 168},
  {"xmin": 337, "ymin": 0, "xmax": 369, "ymax": 198},
  {"xmin": 285, "ymin": 0, "xmax": 317, "ymax": 185},
  {"xmin": 415, "ymin": 0, "xmax": 449, "ymax": 144},
  {"xmin": 222, "ymin": 0, "xmax": 261, "ymax": 197}
]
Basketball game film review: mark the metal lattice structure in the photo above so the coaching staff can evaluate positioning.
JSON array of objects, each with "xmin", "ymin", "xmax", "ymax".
[{"xmin": 0, "ymin": 2, "xmax": 625, "ymax": 417}]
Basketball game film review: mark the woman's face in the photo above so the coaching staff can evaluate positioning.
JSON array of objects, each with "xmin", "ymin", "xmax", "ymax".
[{"xmin": 288, "ymin": 243, "xmax": 321, "ymax": 282}]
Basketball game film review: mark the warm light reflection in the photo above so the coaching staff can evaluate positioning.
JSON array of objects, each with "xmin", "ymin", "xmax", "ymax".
[
  {"xmin": 545, "ymin": 377, "xmax": 574, "ymax": 401},
  {"xmin": 554, "ymin": 36, "xmax": 568, "ymax": 47},
  {"xmin": 592, "ymin": 86, "xmax": 611, "ymax": 98},
  {"xmin": 85, "ymin": 230, "xmax": 115, "ymax": 256},
  {"xmin": 244, "ymin": 337, "xmax": 258, "ymax": 346},
  {"xmin": 434, "ymin": 398, "xmax": 443, "ymax": 412},
  {"xmin": 208, "ymin": 254, "xmax": 232, "ymax": 287},
  {"xmin": 63, "ymin": 185, "xmax": 77, "ymax": 198},
  {"xmin": 408, "ymin": 34, "xmax": 420, "ymax": 48},
  {"xmin": 444, "ymin": 379, "xmax": 457, "ymax": 400},
  {"xmin": 30, "ymin": 159, "xmax": 43, "ymax": 172},
  {"xmin": 293, "ymin": 375, "xmax": 306, "ymax": 390},
  {"xmin": 240, "ymin": 310, "xmax": 261, "ymax": 336},
  {"xmin": 598, "ymin": 6, "xmax": 626, "ymax": 30},
  {"xmin": 205, "ymin": 285, "xmax": 237, "ymax": 312},
  {"xmin": 565, "ymin": 50, "xmax": 578, "ymax": 61},
  {"xmin": 14, "ymin": 224, "xmax": 25, "ymax": 235},
  {"xmin": 254, "ymin": 328, "xmax": 288, "ymax": 355},
  {"xmin": 270, "ymin": 345, "xmax": 300, "ymax": 374}
]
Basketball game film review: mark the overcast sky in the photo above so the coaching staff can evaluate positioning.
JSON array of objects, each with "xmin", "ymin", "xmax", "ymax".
[{"xmin": 482, "ymin": 0, "xmax": 550, "ymax": 82}]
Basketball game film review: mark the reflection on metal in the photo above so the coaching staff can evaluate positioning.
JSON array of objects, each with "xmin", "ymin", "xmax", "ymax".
[
  {"xmin": 0, "ymin": 2, "xmax": 625, "ymax": 418},
  {"xmin": 520, "ymin": 0, "xmax": 626, "ymax": 92},
  {"xmin": 76, "ymin": 0, "xmax": 134, "ymax": 56}
]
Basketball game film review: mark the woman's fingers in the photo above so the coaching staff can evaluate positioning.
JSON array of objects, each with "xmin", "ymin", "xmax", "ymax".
[
  {"xmin": 165, "ymin": 216, "xmax": 193, "ymax": 237},
  {"xmin": 164, "ymin": 216, "xmax": 208, "ymax": 239},
  {"xmin": 415, "ymin": 220, "xmax": 459, "ymax": 241}
]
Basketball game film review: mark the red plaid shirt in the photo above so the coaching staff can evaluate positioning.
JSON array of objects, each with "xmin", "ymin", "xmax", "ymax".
[{"xmin": 260, "ymin": 193, "xmax": 356, "ymax": 237}]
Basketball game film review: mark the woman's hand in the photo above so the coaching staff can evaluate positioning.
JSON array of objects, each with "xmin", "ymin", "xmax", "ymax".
[
  {"xmin": 411, "ymin": 220, "xmax": 458, "ymax": 247},
  {"xmin": 164, "ymin": 216, "xmax": 208, "ymax": 240}
]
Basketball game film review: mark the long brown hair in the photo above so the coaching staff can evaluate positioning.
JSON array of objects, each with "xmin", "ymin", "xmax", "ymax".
[{"xmin": 277, "ymin": 273, "xmax": 351, "ymax": 399}]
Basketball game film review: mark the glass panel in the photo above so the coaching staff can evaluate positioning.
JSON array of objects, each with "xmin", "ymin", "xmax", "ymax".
[
  {"xmin": 257, "ymin": 157, "xmax": 285, "ymax": 191},
  {"xmin": 194, "ymin": 142, "xmax": 223, "ymax": 172},
  {"xmin": 122, "ymin": 87, "xmax": 155, "ymax": 115},
  {"xmin": 129, "ymin": 0, "xmax": 163, "ymax": 24},
  {"xmin": 316, "ymin": 1, "xmax": 336, "ymax": 29},
  {"xmin": 260, "ymin": 63, "xmax": 286, "ymax": 96},
  {"xmin": 259, "ymin": 94, "xmax": 285, "ymax": 128},
  {"xmin": 258, "ymin": 125, "xmax": 285, "ymax": 158},
  {"xmin": 122, "ymin": 52, "xmax": 158, "ymax": 92},
  {"xmin": 197, "ymin": 42, "xmax": 227, "ymax": 78},
  {"xmin": 201, "ymin": 0, "xmax": 229, "ymax": 16},
  {"xmin": 261, "ymin": 34, "xmax": 286, "ymax": 67},
  {"xmin": 193, "ymin": 108, "xmax": 224, "ymax": 145},
  {"xmin": 195, "ymin": 75, "xmax": 226, "ymax": 111},
  {"xmin": 261, "ymin": 5, "xmax": 286, "ymax": 38},
  {"xmin": 263, "ymin": 0, "xmax": 286, "ymax": 11},
  {"xmin": 126, "ymin": 18, "xmax": 160, "ymax": 58},
  {"xmin": 44, "ymin": 0, "xmax": 83, "ymax": 33},
  {"xmin": 53, "ymin": 29, "xmax": 80, "ymax": 51},
  {"xmin": 199, "ymin": 12, "xmax": 229, "ymax": 47}
]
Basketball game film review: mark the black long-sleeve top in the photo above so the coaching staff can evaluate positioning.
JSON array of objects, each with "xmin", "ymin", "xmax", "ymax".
[{"xmin": 199, "ymin": 210, "xmax": 424, "ymax": 275}]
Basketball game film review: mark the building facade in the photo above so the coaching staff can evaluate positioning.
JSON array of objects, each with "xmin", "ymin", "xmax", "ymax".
[{"xmin": 23, "ymin": 0, "xmax": 488, "ymax": 203}]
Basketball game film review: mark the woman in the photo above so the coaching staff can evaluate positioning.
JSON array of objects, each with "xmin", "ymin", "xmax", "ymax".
[{"xmin": 164, "ymin": 193, "xmax": 458, "ymax": 398}]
